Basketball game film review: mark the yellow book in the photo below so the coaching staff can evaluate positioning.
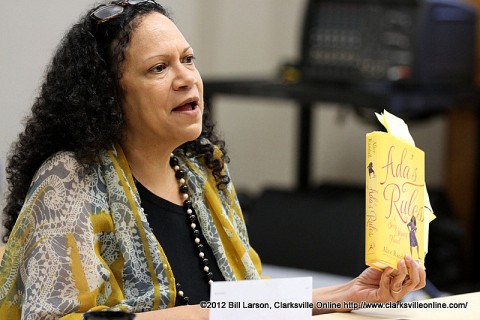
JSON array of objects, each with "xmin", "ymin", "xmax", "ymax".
[{"xmin": 365, "ymin": 111, "xmax": 434, "ymax": 271}]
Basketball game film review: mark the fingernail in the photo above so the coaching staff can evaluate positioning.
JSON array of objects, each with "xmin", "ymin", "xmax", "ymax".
[{"xmin": 405, "ymin": 254, "xmax": 412, "ymax": 261}]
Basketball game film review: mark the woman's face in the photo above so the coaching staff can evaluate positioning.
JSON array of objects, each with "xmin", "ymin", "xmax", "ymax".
[{"xmin": 119, "ymin": 12, "xmax": 203, "ymax": 150}]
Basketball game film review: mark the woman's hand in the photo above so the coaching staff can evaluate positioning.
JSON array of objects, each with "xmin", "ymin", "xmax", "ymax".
[
  {"xmin": 349, "ymin": 254, "xmax": 426, "ymax": 304},
  {"xmin": 312, "ymin": 254, "xmax": 426, "ymax": 315}
]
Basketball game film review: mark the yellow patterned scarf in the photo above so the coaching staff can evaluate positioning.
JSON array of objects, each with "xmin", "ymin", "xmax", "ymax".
[{"xmin": 0, "ymin": 144, "xmax": 261, "ymax": 319}]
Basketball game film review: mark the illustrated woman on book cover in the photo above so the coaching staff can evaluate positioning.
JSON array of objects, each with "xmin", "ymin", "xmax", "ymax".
[
  {"xmin": 367, "ymin": 162, "xmax": 376, "ymax": 178},
  {"xmin": 407, "ymin": 215, "xmax": 420, "ymax": 259}
]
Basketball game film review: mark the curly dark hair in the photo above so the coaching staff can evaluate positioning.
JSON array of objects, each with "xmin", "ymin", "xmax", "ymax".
[{"xmin": 2, "ymin": 1, "xmax": 229, "ymax": 242}]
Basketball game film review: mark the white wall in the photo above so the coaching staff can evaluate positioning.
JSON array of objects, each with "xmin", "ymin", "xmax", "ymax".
[
  {"xmin": 0, "ymin": 1, "xmax": 446, "ymax": 217},
  {"xmin": 0, "ymin": 1, "xmax": 101, "ymax": 215}
]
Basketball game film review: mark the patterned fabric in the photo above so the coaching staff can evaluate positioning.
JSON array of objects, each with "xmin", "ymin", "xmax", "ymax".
[{"xmin": 0, "ymin": 144, "xmax": 262, "ymax": 319}]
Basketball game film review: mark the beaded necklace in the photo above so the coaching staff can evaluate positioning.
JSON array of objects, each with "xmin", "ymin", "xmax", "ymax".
[{"xmin": 168, "ymin": 153, "xmax": 215, "ymax": 305}]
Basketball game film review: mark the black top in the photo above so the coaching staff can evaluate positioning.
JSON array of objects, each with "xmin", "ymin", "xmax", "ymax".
[{"xmin": 135, "ymin": 180, "xmax": 225, "ymax": 305}]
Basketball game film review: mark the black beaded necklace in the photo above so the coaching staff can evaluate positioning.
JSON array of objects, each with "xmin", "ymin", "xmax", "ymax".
[{"xmin": 168, "ymin": 153, "xmax": 214, "ymax": 305}]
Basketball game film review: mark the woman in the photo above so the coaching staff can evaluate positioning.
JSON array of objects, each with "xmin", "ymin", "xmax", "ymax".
[
  {"xmin": 0, "ymin": 1, "xmax": 425, "ymax": 319},
  {"xmin": 407, "ymin": 215, "xmax": 420, "ymax": 259}
]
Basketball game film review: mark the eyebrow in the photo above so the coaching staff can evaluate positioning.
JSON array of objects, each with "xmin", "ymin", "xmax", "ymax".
[{"xmin": 143, "ymin": 46, "xmax": 193, "ymax": 62}]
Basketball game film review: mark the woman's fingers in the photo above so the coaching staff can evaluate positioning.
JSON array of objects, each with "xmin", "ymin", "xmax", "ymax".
[{"xmin": 390, "ymin": 259, "xmax": 407, "ymax": 297}]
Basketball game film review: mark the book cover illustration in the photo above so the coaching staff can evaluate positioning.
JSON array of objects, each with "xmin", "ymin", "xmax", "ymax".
[{"xmin": 365, "ymin": 110, "xmax": 435, "ymax": 271}]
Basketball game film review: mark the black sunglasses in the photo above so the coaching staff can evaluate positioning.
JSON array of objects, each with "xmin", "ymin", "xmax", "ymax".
[{"xmin": 90, "ymin": 0, "xmax": 157, "ymax": 24}]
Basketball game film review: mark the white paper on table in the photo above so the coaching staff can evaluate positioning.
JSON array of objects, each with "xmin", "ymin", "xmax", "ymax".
[{"xmin": 209, "ymin": 277, "xmax": 312, "ymax": 320}]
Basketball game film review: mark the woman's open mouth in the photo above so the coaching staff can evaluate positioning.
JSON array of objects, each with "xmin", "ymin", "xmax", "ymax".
[{"xmin": 172, "ymin": 101, "xmax": 198, "ymax": 112}]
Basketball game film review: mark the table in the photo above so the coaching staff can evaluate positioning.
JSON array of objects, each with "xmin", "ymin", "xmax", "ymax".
[
  {"xmin": 312, "ymin": 291, "xmax": 480, "ymax": 319},
  {"xmin": 203, "ymin": 78, "xmax": 478, "ymax": 189}
]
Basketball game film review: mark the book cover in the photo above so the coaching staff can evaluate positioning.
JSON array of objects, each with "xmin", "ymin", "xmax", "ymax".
[{"xmin": 366, "ymin": 131, "xmax": 425, "ymax": 270}]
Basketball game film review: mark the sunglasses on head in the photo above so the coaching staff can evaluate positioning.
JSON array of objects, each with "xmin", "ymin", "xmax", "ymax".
[{"xmin": 90, "ymin": 0, "xmax": 157, "ymax": 24}]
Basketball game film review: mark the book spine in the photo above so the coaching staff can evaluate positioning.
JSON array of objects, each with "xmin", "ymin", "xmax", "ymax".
[{"xmin": 365, "ymin": 133, "xmax": 381, "ymax": 270}]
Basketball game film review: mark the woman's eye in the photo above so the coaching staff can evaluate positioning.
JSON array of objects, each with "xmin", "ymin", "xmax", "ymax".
[
  {"xmin": 183, "ymin": 55, "xmax": 196, "ymax": 64},
  {"xmin": 150, "ymin": 64, "xmax": 166, "ymax": 73}
]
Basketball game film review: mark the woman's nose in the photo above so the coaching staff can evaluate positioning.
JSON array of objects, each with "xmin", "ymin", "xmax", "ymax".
[{"xmin": 173, "ymin": 65, "xmax": 196, "ymax": 90}]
